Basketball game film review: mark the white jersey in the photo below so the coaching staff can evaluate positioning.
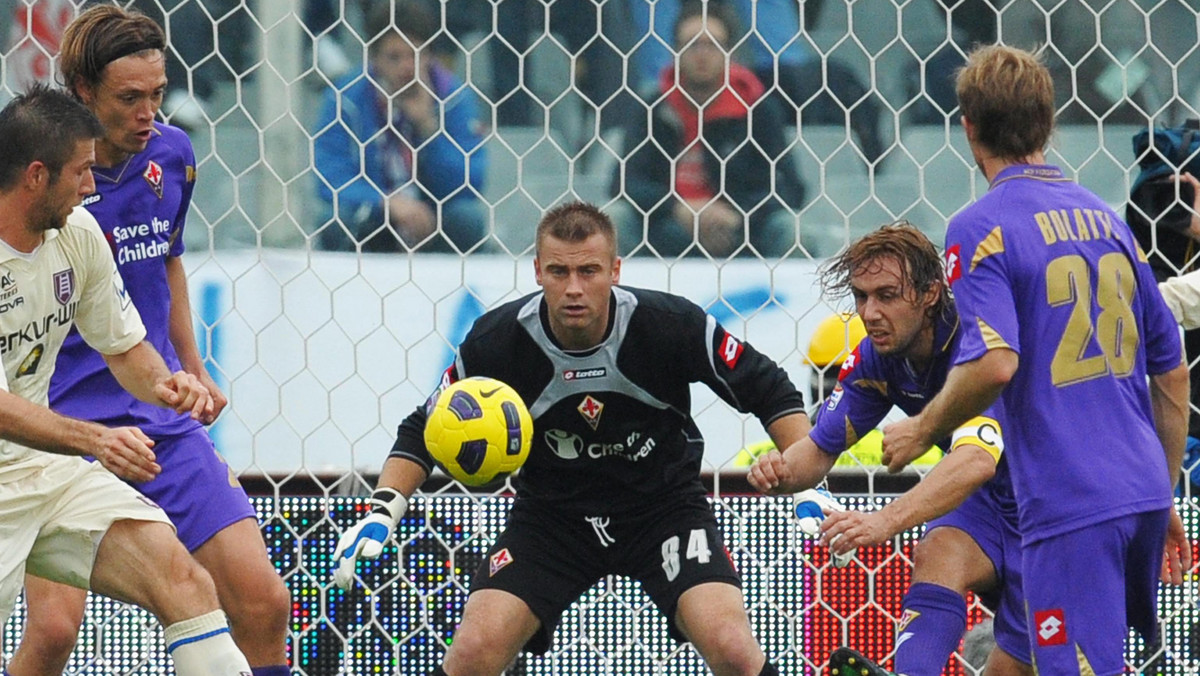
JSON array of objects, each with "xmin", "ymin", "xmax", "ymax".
[
  {"xmin": 1159, "ymin": 270, "xmax": 1200, "ymax": 330},
  {"xmin": 0, "ymin": 206, "xmax": 145, "ymax": 474}
]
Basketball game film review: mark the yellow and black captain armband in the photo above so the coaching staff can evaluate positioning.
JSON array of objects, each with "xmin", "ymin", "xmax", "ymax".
[{"xmin": 950, "ymin": 416, "xmax": 1004, "ymax": 463}]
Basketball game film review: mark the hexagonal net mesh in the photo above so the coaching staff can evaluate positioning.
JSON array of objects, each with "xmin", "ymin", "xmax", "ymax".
[{"xmin": 1, "ymin": 0, "xmax": 1199, "ymax": 674}]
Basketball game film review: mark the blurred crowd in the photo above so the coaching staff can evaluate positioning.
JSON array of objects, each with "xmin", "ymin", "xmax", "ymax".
[{"xmin": 3, "ymin": 0, "xmax": 1199, "ymax": 256}]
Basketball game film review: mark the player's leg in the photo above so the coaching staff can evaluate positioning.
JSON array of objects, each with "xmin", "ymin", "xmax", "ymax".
[
  {"xmin": 5, "ymin": 575, "xmax": 86, "ymax": 676},
  {"xmin": 191, "ymin": 518, "xmax": 291, "ymax": 672},
  {"xmin": 636, "ymin": 497, "xmax": 772, "ymax": 676},
  {"xmin": 675, "ymin": 582, "xmax": 772, "ymax": 676},
  {"xmin": 439, "ymin": 503, "xmax": 600, "ymax": 676},
  {"xmin": 138, "ymin": 431, "xmax": 290, "ymax": 674},
  {"xmin": 892, "ymin": 526, "xmax": 996, "ymax": 676},
  {"xmin": 24, "ymin": 461, "xmax": 251, "ymax": 676},
  {"xmin": 86, "ymin": 518, "xmax": 252, "ymax": 675},
  {"xmin": 982, "ymin": 646, "xmax": 1034, "ymax": 676},
  {"xmin": 439, "ymin": 589, "xmax": 541, "ymax": 676}
]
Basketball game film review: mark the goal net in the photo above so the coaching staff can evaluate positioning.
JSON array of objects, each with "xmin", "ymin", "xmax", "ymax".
[{"xmin": 2, "ymin": 0, "xmax": 1198, "ymax": 673}]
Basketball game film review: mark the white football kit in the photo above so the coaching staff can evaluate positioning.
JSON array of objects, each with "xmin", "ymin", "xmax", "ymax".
[{"xmin": 0, "ymin": 207, "xmax": 171, "ymax": 626}]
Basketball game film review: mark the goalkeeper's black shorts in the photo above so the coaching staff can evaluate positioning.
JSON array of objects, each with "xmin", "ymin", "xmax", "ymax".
[{"xmin": 469, "ymin": 494, "xmax": 741, "ymax": 654}]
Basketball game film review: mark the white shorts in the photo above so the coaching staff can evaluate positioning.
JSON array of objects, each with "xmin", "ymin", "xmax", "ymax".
[{"xmin": 0, "ymin": 457, "xmax": 172, "ymax": 626}]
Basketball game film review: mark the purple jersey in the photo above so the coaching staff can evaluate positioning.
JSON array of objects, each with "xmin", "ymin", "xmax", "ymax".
[
  {"xmin": 946, "ymin": 164, "xmax": 1180, "ymax": 544},
  {"xmin": 810, "ymin": 309, "xmax": 1017, "ymax": 520},
  {"xmin": 49, "ymin": 122, "xmax": 198, "ymax": 436}
]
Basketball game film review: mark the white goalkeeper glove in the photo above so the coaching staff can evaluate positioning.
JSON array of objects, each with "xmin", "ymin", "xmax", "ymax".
[
  {"xmin": 793, "ymin": 487, "xmax": 855, "ymax": 567},
  {"xmin": 332, "ymin": 488, "xmax": 409, "ymax": 590}
]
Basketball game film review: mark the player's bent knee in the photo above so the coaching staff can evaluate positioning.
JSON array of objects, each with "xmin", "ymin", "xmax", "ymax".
[
  {"xmin": 23, "ymin": 609, "xmax": 83, "ymax": 654},
  {"xmin": 227, "ymin": 572, "xmax": 290, "ymax": 636}
]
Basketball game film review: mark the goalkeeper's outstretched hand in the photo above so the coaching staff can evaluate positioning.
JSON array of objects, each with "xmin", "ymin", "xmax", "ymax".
[
  {"xmin": 332, "ymin": 489, "xmax": 409, "ymax": 590},
  {"xmin": 794, "ymin": 488, "xmax": 855, "ymax": 567}
]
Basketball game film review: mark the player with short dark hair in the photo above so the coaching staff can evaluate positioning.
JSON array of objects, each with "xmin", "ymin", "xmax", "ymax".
[
  {"xmin": 880, "ymin": 44, "xmax": 1191, "ymax": 676},
  {"xmin": 333, "ymin": 201, "xmax": 811, "ymax": 676},
  {"xmin": 0, "ymin": 84, "xmax": 251, "ymax": 676},
  {"xmin": 750, "ymin": 223, "xmax": 1031, "ymax": 676},
  {"xmin": 6, "ymin": 7, "xmax": 291, "ymax": 676}
]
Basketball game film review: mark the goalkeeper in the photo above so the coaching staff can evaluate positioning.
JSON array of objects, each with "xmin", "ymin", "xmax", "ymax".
[
  {"xmin": 333, "ymin": 202, "xmax": 810, "ymax": 676},
  {"xmin": 748, "ymin": 224, "xmax": 1031, "ymax": 676}
]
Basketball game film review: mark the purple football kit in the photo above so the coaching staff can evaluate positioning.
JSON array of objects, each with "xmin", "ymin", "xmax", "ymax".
[
  {"xmin": 49, "ymin": 122, "xmax": 254, "ymax": 552},
  {"xmin": 946, "ymin": 164, "xmax": 1181, "ymax": 675},
  {"xmin": 810, "ymin": 310, "xmax": 1028, "ymax": 668}
]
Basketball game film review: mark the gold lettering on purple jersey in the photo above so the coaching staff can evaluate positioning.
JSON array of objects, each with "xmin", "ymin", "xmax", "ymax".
[
  {"xmin": 1036, "ymin": 211, "xmax": 1057, "ymax": 244},
  {"xmin": 1071, "ymin": 209, "xmax": 1091, "ymax": 241},
  {"xmin": 1048, "ymin": 209, "xmax": 1073, "ymax": 242},
  {"xmin": 1096, "ymin": 210, "xmax": 1114, "ymax": 239}
]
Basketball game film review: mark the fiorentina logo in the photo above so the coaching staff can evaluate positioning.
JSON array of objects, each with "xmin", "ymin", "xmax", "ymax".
[
  {"xmin": 489, "ymin": 548, "xmax": 514, "ymax": 576},
  {"xmin": 143, "ymin": 160, "xmax": 164, "ymax": 199},
  {"xmin": 52, "ymin": 268, "xmax": 74, "ymax": 305},
  {"xmin": 577, "ymin": 394, "xmax": 604, "ymax": 430}
]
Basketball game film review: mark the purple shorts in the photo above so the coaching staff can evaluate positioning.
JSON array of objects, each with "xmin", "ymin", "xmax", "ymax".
[
  {"xmin": 1022, "ymin": 509, "xmax": 1168, "ymax": 676},
  {"xmin": 927, "ymin": 488, "xmax": 1028, "ymax": 665},
  {"xmin": 134, "ymin": 427, "xmax": 256, "ymax": 552}
]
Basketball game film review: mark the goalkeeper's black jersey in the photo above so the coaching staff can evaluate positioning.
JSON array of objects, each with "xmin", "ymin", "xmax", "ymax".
[{"xmin": 391, "ymin": 286, "xmax": 805, "ymax": 516}]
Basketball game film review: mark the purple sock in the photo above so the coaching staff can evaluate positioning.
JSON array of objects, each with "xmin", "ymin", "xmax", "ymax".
[
  {"xmin": 892, "ymin": 582, "xmax": 968, "ymax": 676},
  {"xmin": 251, "ymin": 666, "xmax": 291, "ymax": 676}
]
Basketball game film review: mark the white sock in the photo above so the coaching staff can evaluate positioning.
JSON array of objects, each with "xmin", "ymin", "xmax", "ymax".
[{"xmin": 163, "ymin": 610, "xmax": 252, "ymax": 676}]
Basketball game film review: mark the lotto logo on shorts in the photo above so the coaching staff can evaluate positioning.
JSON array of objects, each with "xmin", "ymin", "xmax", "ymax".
[
  {"xmin": 489, "ymin": 548, "xmax": 514, "ymax": 576},
  {"xmin": 1034, "ymin": 609, "xmax": 1067, "ymax": 647}
]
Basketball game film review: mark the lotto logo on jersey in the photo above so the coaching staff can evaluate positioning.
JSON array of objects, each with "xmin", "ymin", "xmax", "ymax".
[
  {"xmin": 1034, "ymin": 609, "xmax": 1067, "ymax": 647},
  {"xmin": 718, "ymin": 331, "xmax": 743, "ymax": 369},
  {"xmin": 489, "ymin": 548, "xmax": 514, "ymax": 576},
  {"xmin": 944, "ymin": 244, "xmax": 962, "ymax": 286},
  {"xmin": 838, "ymin": 347, "xmax": 860, "ymax": 379},
  {"xmin": 143, "ymin": 160, "xmax": 164, "ymax": 199},
  {"xmin": 563, "ymin": 367, "xmax": 606, "ymax": 381}
]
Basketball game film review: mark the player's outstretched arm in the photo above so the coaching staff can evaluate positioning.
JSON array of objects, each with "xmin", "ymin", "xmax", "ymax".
[
  {"xmin": 332, "ymin": 456, "xmax": 429, "ymax": 590},
  {"xmin": 882, "ymin": 348, "xmax": 1016, "ymax": 472},
  {"xmin": 102, "ymin": 340, "xmax": 215, "ymax": 424},
  {"xmin": 821, "ymin": 443, "xmax": 996, "ymax": 554},
  {"xmin": 0, "ymin": 389, "xmax": 160, "ymax": 481},
  {"xmin": 748, "ymin": 435, "xmax": 836, "ymax": 495},
  {"xmin": 166, "ymin": 256, "xmax": 228, "ymax": 418}
]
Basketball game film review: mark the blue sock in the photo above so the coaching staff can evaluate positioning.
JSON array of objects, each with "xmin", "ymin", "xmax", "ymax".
[
  {"xmin": 892, "ymin": 582, "xmax": 968, "ymax": 676},
  {"xmin": 251, "ymin": 667, "xmax": 291, "ymax": 676}
]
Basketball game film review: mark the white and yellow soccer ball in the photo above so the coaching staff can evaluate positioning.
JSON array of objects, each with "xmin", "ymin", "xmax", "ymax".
[{"xmin": 424, "ymin": 377, "xmax": 533, "ymax": 486}]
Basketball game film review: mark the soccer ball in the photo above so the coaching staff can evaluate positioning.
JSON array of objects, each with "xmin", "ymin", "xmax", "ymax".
[{"xmin": 424, "ymin": 377, "xmax": 533, "ymax": 486}]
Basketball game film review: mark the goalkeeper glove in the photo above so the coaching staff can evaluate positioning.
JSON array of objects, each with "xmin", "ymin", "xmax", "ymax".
[
  {"xmin": 793, "ymin": 487, "xmax": 855, "ymax": 567},
  {"xmin": 332, "ymin": 488, "xmax": 409, "ymax": 589}
]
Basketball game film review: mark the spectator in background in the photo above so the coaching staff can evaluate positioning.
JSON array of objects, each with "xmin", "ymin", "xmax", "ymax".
[
  {"xmin": 625, "ymin": 0, "xmax": 884, "ymax": 163},
  {"xmin": 615, "ymin": 1, "xmax": 804, "ymax": 258},
  {"xmin": 312, "ymin": 1, "xmax": 488, "ymax": 253}
]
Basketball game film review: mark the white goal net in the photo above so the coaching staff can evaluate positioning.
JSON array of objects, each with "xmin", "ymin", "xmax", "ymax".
[{"xmin": 2, "ymin": 0, "xmax": 1199, "ymax": 674}]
